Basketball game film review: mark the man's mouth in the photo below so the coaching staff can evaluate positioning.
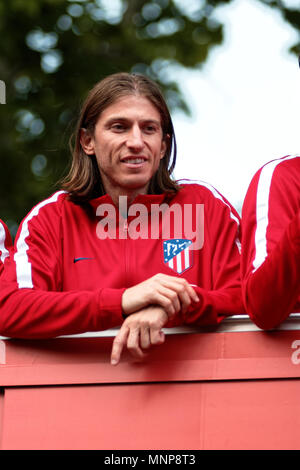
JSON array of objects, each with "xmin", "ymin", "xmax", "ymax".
[
  {"xmin": 121, "ymin": 156, "xmax": 148, "ymax": 165},
  {"xmin": 123, "ymin": 158, "xmax": 146, "ymax": 164}
]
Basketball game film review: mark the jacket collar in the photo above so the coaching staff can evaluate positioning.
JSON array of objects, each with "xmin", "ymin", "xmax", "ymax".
[{"xmin": 88, "ymin": 192, "xmax": 170, "ymax": 214}]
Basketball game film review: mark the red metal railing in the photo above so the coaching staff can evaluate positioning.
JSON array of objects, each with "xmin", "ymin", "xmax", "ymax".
[{"xmin": 1, "ymin": 314, "xmax": 300, "ymax": 450}]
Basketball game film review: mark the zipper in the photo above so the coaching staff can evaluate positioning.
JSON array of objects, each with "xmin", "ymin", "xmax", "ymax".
[{"xmin": 121, "ymin": 217, "xmax": 130, "ymax": 288}]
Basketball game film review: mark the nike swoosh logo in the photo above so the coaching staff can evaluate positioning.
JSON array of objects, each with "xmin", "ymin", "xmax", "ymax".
[{"xmin": 73, "ymin": 257, "xmax": 94, "ymax": 263}]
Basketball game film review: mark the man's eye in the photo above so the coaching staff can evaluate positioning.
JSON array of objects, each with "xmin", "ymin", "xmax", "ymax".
[
  {"xmin": 144, "ymin": 125, "xmax": 157, "ymax": 134},
  {"xmin": 111, "ymin": 123, "xmax": 126, "ymax": 132}
]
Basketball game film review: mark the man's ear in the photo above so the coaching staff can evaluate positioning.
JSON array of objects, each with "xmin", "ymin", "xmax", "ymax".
[
  {"xmin": 80, "ymin": 128, "xmax": 95, "ymax": 155},
  {"xmin": 160, "ymin": 134, "xmax": 169, "ymax": 159}
]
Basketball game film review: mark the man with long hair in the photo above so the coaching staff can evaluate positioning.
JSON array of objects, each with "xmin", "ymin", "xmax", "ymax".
[{"xmin": 0, "ymin": 73, "xmax": 244, "ymax": 364}]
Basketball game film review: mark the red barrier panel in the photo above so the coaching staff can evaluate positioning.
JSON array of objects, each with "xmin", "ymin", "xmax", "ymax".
[{"xmin": 1, "ymin": 315, "xmax": 300, "ymax": 450}]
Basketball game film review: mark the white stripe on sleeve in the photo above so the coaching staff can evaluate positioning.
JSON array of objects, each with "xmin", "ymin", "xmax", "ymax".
[
  {"xmin": 0, "ymin": 222, "xmax": 9, "ymax": 264},
  {"xmin": 252, "ymin": 155, "xmax": 299, "ymax": 271},
  {"xmin": 179, "ymin": 179, "xmax": 241, "ymax": 253},
  {"xmin": 14, "ymin": 191, "xmax": 65, "ymax": 288}
]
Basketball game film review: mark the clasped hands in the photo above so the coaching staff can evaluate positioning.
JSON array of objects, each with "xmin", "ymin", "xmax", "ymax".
[{"xmin": 110, "ymin": 274, "xmax": 199, "ymax": 365}]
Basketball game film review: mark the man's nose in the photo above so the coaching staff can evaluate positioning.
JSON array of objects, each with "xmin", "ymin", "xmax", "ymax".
[{"xmin": 126, "ymin": 125, "xmax": 144, "ymax": 150}]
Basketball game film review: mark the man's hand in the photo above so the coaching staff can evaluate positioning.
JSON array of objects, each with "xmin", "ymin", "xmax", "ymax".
[
  {"xmin": 121, "ymin": 273, "xmax": 199, "ymax": 319},
  {"xmin": 110, "ymin": 306, "xmax": 169, "ymax": 366}
]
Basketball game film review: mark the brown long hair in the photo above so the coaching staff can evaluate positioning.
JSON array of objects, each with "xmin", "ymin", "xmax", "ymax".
[{"xmin": 61, "ymin": 73, "xmax": 179, "ymax": 203}]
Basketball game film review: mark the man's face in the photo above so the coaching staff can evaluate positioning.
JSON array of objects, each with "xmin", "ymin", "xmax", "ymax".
[{"xmin": 81, "ymin": 94, "xmax": 167, "ymax": 201}]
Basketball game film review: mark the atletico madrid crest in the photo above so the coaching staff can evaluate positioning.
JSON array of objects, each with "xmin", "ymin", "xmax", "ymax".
[{"xmin": 163, "ymin": 239, "xmax": 193, "ymax": 274}]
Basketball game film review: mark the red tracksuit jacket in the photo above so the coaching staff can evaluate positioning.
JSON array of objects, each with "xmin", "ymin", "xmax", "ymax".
[
  {"xmin": 241, "ymin": 155, "xmax": 300, "ymax": 329},
  {"xmin": 0, "ymin": 219, "xmax": 12, "ymax": 277},
  {"xmin": 0, "ymin": 182, "xmax": 244, "ymax": 338}
]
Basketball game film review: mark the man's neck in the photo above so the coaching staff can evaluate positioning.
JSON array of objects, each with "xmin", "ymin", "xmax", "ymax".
[{"xmin": 107, "ymin": 187, "xmax": 149, "ymax": 208}]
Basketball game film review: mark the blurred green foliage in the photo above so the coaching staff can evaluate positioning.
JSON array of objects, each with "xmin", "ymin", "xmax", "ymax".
[{"xmin": 0, "ymin": 0, "xmax": 299, "ymax": 235}]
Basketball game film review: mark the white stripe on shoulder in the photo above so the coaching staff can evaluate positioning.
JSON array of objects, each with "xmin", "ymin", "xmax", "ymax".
[
  {"xmin": 253, "ymin": 155, "xmax": 299, "ymax": 271},
  {"xmin": 179, "ymin": 179, "xmax": 241, "ymax": 252},
  {"xmin": 0, "ymin": 221, "xmax": 9, "ymax": 264},
  {"xmin": 15, "ymin": 191, "xmax": 66, "ymax": 288},
  {"xmin": 179, "ymin": 179, "xmax": 240, "ymax": 226}
]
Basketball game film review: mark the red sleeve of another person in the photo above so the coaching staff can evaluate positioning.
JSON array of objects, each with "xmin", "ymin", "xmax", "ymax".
[
  {"xmin": 241, "ymin": 156, "xmax": 300, "ymax": 329},
  {"xmin": 0, "ymin": 219, "xmax": 12, "ymax": 276}
]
